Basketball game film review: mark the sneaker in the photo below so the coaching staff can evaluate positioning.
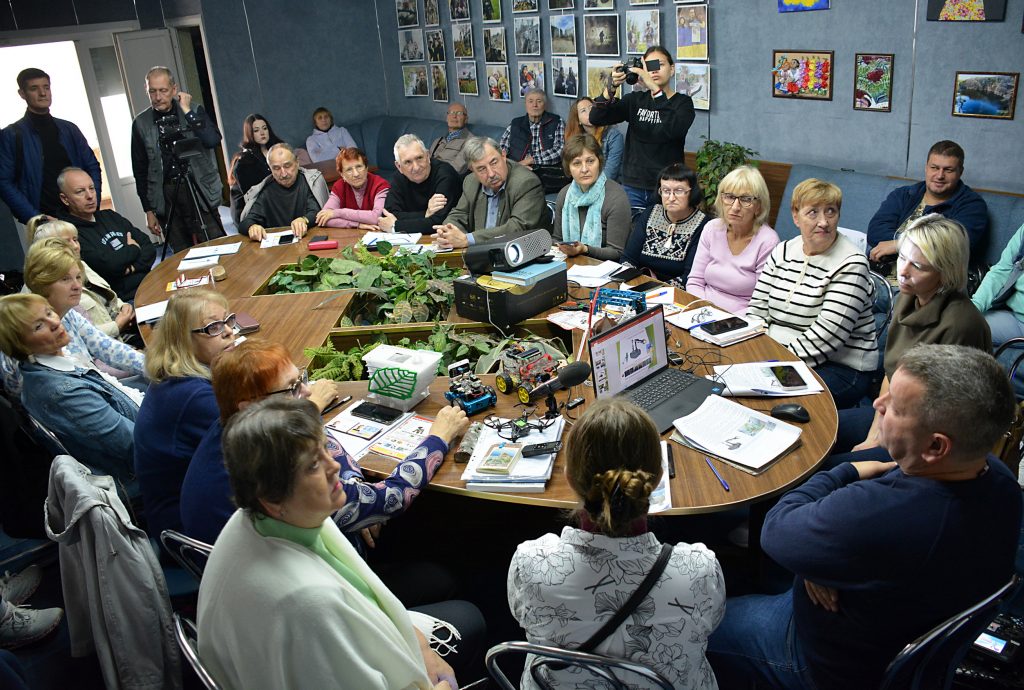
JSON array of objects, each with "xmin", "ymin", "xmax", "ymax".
[
  {"xmin": 0, "ymin": 566, "xmax": 42, "ymax": 606},
  {"xmin": 0, "ymin": 605, "xmax": 63, "ymax": 649}
]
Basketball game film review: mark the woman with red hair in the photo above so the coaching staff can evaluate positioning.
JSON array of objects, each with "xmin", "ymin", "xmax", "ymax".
[{"xmin": 314, "ymin": 147, "xmax": 390, "ymax": 229}]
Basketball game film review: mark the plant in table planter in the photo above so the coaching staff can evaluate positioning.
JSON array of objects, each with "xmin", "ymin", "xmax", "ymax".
[
  {"xmin": 305, "ymin": 340, "xmax": 381, "ymax": 382},
  {"xmin": 694, "ymin": 137, "xmax": 759, "ymax": 214}
]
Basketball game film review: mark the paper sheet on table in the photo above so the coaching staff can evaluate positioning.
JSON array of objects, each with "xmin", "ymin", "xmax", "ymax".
[
  {"xmin": 461, "ymin": 417, "xmax": 565, "ymax": 482},
  {"xmin": 184, "ymin": 242, "xmax": 241, "ymax": 259},
  {"xmin": 666, "ymin": 305, "xmax": 736, "ymax": 331},
  {"xmin": 546, "ymin": 310, "xmax": 590, "ymax": 331},
  {"xmin": 649, "ymin": 442, "xmax": 673, "ymax": 513},
  {"xmin": 362, "ymin": 232, "xmax": 422, "ymax": 246},
  {"xmin": 324, "ymin": 400, "xmax": 412, "ymax": 459},
  {"xmin": 177, "ymin": 256, "xmax": 219, "ymax": 271},
  {"xmin": 135, "ymin": 300, "xmax": 169, "ymax": 323},
  {"xmin": 710, "ymin": 361, "xmax": 824, "ymax": 397},
  {"xmin": 259, "ymin": 231, "xmax": 297, "ymax": 249},
  {"xmin": 166, "ymin": 275, "xmax": 211, "ymax": 291},
  {"xmin": 566, "ymin": 261, "xmax": 621, "ymax": 287}
]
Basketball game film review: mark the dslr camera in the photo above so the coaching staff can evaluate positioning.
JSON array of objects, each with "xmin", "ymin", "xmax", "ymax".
[
  {"xmin": 155, "ymin": 113, "xmax": 186, "ymax": 155},
  {"xmin": 615, "ymin": 57, "xmax": 662, "ymax": 85}
]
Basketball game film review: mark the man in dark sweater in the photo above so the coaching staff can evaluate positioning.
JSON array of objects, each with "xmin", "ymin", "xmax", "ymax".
[
  {"xmin": 590, "ymin": 45, "xmax": 695, "ymax": 209},
  {"xmin": 707, "ymin": 344, "xmax": 1022, "ymax": 690},
  {"xmin": 379, "ymin": 134, "xmax": 461, "ymax": 234},
  {"xmin": 57, "ymin": 167, "xmax": 154, "ymax": 302},
  {"xmin": 0, "ymin": 67, "xmax": 102, "ymax": 223},
  {"xmin": 240, "ymin": 144, "xmax": 325, "ymax": 241}
]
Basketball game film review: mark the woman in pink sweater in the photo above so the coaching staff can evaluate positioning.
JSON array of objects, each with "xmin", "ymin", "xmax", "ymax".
[
  {"xmin": 314, "ymin": 148, "xmax": 390, "ymax": 229},
  {"xmin": 686, "ymin": 166, "xmax": 779, "ymax": 314}
]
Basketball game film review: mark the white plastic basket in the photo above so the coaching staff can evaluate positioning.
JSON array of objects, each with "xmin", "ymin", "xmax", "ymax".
[{"xmin": 362, "ymin": 345, "xmax": 443, "ymax": 412}]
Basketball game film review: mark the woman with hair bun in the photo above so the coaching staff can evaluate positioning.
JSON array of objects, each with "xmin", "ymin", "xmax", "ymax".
[{"xmin": 508, "ymin": 398, "xmax": 725, "ymax": 690}]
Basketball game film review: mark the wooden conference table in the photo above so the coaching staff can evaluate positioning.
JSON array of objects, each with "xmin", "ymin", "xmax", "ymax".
[{"xmin": 135, "ymin": 229, "xmax": 838, "ymax": 515}]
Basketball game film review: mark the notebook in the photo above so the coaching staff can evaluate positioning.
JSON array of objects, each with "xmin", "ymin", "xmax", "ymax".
[{"xmin": 587, "ymin": 305, "xmax": 723, "ymax": 432}]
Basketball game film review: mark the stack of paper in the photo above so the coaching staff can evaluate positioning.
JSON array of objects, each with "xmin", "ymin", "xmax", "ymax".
[
  {"xmin": 566, "ymin": 261, "xmax": 621, "ymax": 288},
  {"xmin": 710, "ymin": 361, "xmax": 824, "ymax": 397},
  {"xmin": 461, "ymin": 417, "xmax": 565, "ymax": 492},
  {"xmin": 183, "ymin": 242, "xmax": 241, "ymax": 259},
  {"xmin": 325, "ymin": 400, "xmax": 412, "ymax": 459}
]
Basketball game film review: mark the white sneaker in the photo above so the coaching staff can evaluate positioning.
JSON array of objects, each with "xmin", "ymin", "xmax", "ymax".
[
  {"xmin": 0, "ymin": 605, "xmax": 63, "ymax": 649},
  {"xmin": 0, "ymin": 566, "xmax": 42, "ymax": 606}
]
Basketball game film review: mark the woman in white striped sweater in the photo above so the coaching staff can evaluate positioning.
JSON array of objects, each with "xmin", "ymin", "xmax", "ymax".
[{"xmin": 747, "ymin": 179, "xmax": 878, "ymax": 408}]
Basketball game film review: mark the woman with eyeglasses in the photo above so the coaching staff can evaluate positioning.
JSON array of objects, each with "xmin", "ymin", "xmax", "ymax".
[
  {"xmin": 133, "ymin": 289, "xmax": 238, "ymax": 540},
  {"xmin": 686, "ymin": 166, "xmax": 779, "ymax": 315},
  {"xmin": 622, "ymin": 163, "xmax": 712, "ymax": 283},
  {"xmin": 748, "ymin": 179, "xmax": 878, "ymax": 409},
  {"xmin": 314, "ymin": 147, "xmax": 390, "ymax": 229}
]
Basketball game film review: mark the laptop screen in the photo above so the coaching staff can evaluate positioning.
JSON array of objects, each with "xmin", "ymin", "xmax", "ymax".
[{"xmin": 588, "ymin": 305, "xmax": 669, "ymax": 398}]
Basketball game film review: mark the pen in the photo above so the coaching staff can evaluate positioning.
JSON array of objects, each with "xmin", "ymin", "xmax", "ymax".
[
  {"xmin": 704, "ymin": 456, "xmax": 730, "ymax": 492},
  {"xmin": 666, "ymin": 442, "xmax": 676, "ymax": 479},
  {"xmin": 321, "ymin": 395, "xmax": 352, "ymax": 417}
]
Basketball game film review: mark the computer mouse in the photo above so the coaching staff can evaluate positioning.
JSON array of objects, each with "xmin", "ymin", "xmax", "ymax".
[{"xmin": 771, "ymin": 403, "xmax": 810, "ymax": 424}]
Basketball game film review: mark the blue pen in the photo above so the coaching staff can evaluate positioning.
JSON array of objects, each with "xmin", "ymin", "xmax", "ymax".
[{"xmin": 704, "ymin": 456, "xmax": 730, "ymax": 492}]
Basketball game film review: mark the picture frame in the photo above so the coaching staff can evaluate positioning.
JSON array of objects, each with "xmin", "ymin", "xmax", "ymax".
[
  {"xmin": 548, "ymin": 0, "xmax": 574, "ymax": 8},
  {"xmin": 397, "ymin": 0, "xmax": 419, "ymax": 27},
  {"xmin": 927, "ymin": 0, "xmax": 1007, "ymax": 21},
  {"xmin": 778, "ymin": 0, "xmax": 829, "ymax": 12},
  {"xmin": 425, "ymin": 0, "xmax": 441, "ymax": 26},
  {"xmin": 483, "ymin": 26, "xmax": 508, "ymax": 63},
  {"xmin": 629, "ymin": 0, "xmax": 658, "ymax": 6},
  {"xmin": 551, "ymin": 56, "xmax": 580, "ymax": 97},
  {"xmin": 399, "ymin": 29, "xmax": 426, "ymax": 62},
  {"xmin": 481, "ymin": 0, "xmax": 502, "ymax": 23},
  {"xmin": 584, "ymin": 0, "xmax": 614, "ymax": 8},
  {"xmin": 431, "ymin": 64, "xmax": 450, "ymax": 102},
  {"xmin": 771, "ymin": 50, "xmax": 833, "ymax": 100},
  {"xmin": 853, "ymin": 53, "xmax": 894, "ymax": 112},
  {"xmin": 514, "ymin": 16, "xmax": 542, "ymax": 55},
  {"xmin": 403, "ymin": 65, "xmax": 429, "ymax": 97},
  {"xmin": 485, "ymin": 64, "xmax": 512, "ymax": 101},
  {"xmin": 584, "ymin": 14, "xmax": 620, "ymax": 56},
  {"xmin": 952, "ymin": 71, "xmax": 1018, "ymax": 119},
  {"xmin": 586, "ymin": 59, "xmax": 619, "ymax": 98},
  {"xmin": 426, "ymin": 29, "xmax": 447, "ymax": 62},
  {"xmin": 674, "ymin": 0, "xmax": 704, "ymax": 3},
  {"xmin": 457, "ymin": 61, "xmax": 480, "ymax": 96},
  {"xmin": 450, "ymin": 0, "xmax": 470, "ymax": 21},
  {"xmin": 626, "ymin": 9, "xmax": 659, "ymax": 54},
  {"xmin": 550, "ymin": 14, "xmax": 578, "ymax": 55},
  {"xmin": 676, "ymin": 63, "xmax": 710, "ymax": 110},
  {"xmin": 512, "ymin": 0, "xmax": 539, "ymax": 11},
  {"xmin": 453, "ymin": 22, "xmax": 475, "ymax": 59},
  {"xmin": 675, "ymin": 4, "xmax": 708, "ymax": 61},
  {"xmin": 517, "ymin": 60, "xmax": 546, "ymax": 96}
]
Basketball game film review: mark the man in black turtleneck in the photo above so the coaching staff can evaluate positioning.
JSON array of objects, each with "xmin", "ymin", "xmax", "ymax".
[{"xmin": 0, "ymin": 67, "xmax": 102, "ymax": 224}]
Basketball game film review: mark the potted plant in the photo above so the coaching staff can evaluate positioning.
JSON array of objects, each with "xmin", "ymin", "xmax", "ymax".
[{"xmin": 694, "ymin": 136, "xmax": 759, "ymax": 214}]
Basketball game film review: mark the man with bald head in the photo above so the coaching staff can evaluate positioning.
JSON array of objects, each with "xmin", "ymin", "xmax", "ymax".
[
  {"xmin": 239, "ymin": 143, "xmax": 328, "ymax": 241},
  {"xmin": 428, "ymin": 103, "xmax": 474, "ymax": 175},
  {"xmin": 379, "ymin": 134, "xmax": 461, "ymax": 234}
]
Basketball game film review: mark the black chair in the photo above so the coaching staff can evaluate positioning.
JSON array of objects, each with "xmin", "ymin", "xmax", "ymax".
[
  {"xmin": 485, "ymin": 640, "xmax": 673, "ymax": 690},
  {"xmin": 173, "ymin": 613, "xmax": 221, "ymax": 690},
  {"xmin": 879, "ymin": 574, "xmax": 1018, "ymax": 690},
  {"xmin": 160, "ymin": 530, "xmax": 213, "ymax": 583}
]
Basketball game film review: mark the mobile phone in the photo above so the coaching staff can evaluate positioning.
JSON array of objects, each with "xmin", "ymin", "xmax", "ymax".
[
  {"xmin": 350, "ymin": 402, "xmax": 403, "ymax": 424},
  {"xmin": 611, "ymin": 266, "xmax": 643, "ymax": 282},
  {"xmin": 522, "ymin": 441, "xmax": 562, "ymax": 457},
  {"xmin": 630, "ymin": 279, "xmax": 664, "ymax": 293},
  {"xmin": 645, "ymin": 59, "xmax": 661, "ymax": 71},
  {"xmin": 310, "ymin": 235, "xmax": 328, "ymax": 243},
  {"xmin": 769, "ymin": 365, "xmax": 806, "ymax": 390},
  {"xmin": 278, "ymin": 233, "xmax": 295, "ymax": 245},
  {"xmin": 701, "ymin": 316, "xmax": 748, "ymax": 336}
]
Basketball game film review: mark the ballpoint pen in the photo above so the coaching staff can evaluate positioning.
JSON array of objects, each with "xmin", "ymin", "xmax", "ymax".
[
  {"xmin": 666, "ymin": 442, "xmax": 676, "ymax": 479},
  {"xmin": 704, "ymin": 456, "xmax": 730, "ymax": 492},
  {"xmin": 321, "ymin": 395, "xmax": 353, "ymax": 417}
]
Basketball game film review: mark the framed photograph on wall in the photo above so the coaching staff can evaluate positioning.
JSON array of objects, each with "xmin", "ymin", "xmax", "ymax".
[
  {"xmin": 550, "ymin": 14, "xmax": 578, "ymax": 54},
  {"xmin": 551, "ymin": 56, "xmax": 580, "ymax": 97},
  {"xmin": 853, "ymin": 53, "xmax": 894, "ymax": 112},
  {"xmin": 675, "ymin": 4, "xmax": 708, "ymax": 61},
  {"xmin": 486, "ymin": 65, "xmax": 512, "ymax": 101},
  {"xmin": 453, "ymin": 22, "xmax": 475, "ymax": 58},
  {"xmin": 514, "ymin": 16, "xmax": 542, "ymax": 55},
  {"xmin": 481, "ymin": 0, "xmax": 502, "ymax": 23},
  {"xmin": 676, "ymin": 63, "xmax": 710, "ymax": 110},
  {"xmin": 425, "ymin": 0, "xmax": 441, "ymax": 26},
  {"xmin": 513, "ymin": 0, "xmax": 539, "ymax": 11},
  {"xmin": 771, "ymin": 50, "xmax": 833, "ymax": 100},
  {"xmin": 952, "ymin": 71, "xmax": 1019, "ymax": 119},
  {"xmin": 584, "ymin": 0, "xmax": 614, "ymax": 8},
  {"xmin": 584, "ymin": 14, "xmax": 619, "ymax": 56},
  {"xmin": 517, "ymin": 60, "xmax": 546, "ymax": 95},
  {"xmin": 927, "ymin": 0, "xmax": 1006, "ymax": 21},
  {"xmin": 399, "ymin": 29, "xmax": 425, "ymax": 62},
  {"xmin": 426, "ymin": 29, "xmax": 447, "ymax": 62},
  {"xmin": 457, "ymin": 61, "xmax": 480, "ymax": 95},
  {"xmin": 431, "ymin": 64, "xmax": 449, "ymax": 102},
  {"xmin": 450, "ymin": 0, "xmax": 470, "ymax": 20},
  {"xmin": 483, "ymin": 26, "xmax": 508, "ymax": 63},
  {"xmin": 548, "ymin": 0, "xmax": 574, "ymax": 8},
  {"xmin": 778, "ymin": 0, "xmax": 829, "ymax": 11},
  {"xmin": 626, "ymin": 10, "xmax": 659, "ymax": 54},
  {"xmin": 397, "ymin": 0, "xmax": 419, "ymax": 26},
  {"xmin": 403, "ymin": 65, "xmax": 429, "ymax": 97},
  {"xmin": 630, "ymin": 0, "xmax": 658, "ymax": 6},
  {"xmin": 586, "ymin": 59, "xmax": 619, "ymax": 98}
]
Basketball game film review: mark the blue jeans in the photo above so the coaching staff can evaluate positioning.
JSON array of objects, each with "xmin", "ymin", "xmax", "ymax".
[
  {"xmin": 623, "ymin": 184, "xmax": 657, "ymax": 209},
  {"xmin": 985, "ymin": 309, "xmax": 1024, "ymax": 347},
  {"xmin": 707, "ymin": 592, "xmax": 818, "ymax": 690},
  {"xmin": 814, "ymin": 361, "xmax": 871, "ymax": 410}
]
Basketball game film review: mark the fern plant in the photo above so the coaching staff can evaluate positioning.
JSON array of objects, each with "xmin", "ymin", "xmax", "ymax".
[{"xmin": 694, "ymin": 137, "xmax": 760, "ymax": 214}]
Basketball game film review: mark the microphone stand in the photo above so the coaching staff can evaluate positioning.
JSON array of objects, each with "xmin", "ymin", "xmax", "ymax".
[{"xmin": 542, "ymin": 391, "xmax": 561, "ymax": 419}]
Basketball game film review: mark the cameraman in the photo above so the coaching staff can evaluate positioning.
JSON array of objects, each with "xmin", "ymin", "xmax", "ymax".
[
  {"xmin": 589, "ymin": 46, "xmax": 694, "ymax": 209},
  {"xmin": 131, "ymin": 66, "xmax": 224, "ymax": 252}
]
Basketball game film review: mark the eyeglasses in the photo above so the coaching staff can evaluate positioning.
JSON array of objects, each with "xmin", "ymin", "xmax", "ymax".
[
  {"xmin": 447, "ymin": 110, "xmax": 467, "ymax": 116},
  {"xmin": 721, "ymin": 192, "xmax": 758, "ymax": 208},
  {"xmin": 342, "ymin": 163, "xmax": 367, "ymax": 174},
  {"xmin": 191, "ymin": 313, "xmax": 236, "ymax": 337},
  {"xmin": 660, "ymin": 187, "xmax": 691, "ymax": 198},
  {"xmin": 267, "ymin": 368, "xmax": 309, "ymax": 398}
]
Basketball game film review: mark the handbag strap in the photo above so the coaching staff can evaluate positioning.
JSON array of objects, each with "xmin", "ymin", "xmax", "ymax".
[{"xmin": 578, "ymin": 543, "xmax": 674, "ymax": 654}]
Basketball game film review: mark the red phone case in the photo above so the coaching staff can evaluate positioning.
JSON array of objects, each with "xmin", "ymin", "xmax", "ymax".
[{"xmin": 308, "ymin": 240, "xmax": 338, "ymax": 250}]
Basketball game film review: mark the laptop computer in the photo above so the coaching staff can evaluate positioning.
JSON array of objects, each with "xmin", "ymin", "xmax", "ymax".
[{"xmin": 587, "ymin": 305, "xmax": 722, "ymax": 432}]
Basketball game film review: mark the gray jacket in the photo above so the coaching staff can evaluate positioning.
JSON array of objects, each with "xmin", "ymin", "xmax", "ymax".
[
  {"xmin": 45, "ymin": 455, "xmax": 182, "ymax": 690},
  {"xmin": 443, "ymin": 159, "xmax": 550, "ymax": 242},
  {"xmin": 239, "ymin": 166, "xmax": 329, "ymax": 222}
]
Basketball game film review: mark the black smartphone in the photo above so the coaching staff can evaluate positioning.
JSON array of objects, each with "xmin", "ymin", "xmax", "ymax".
[
  {"xmin": 769, "ymin": 365, "xmax": 806, "ymax": 390},
  {"xmin": 702, "ymin": 317, "xmax": 748, "ymax": 336},
  {"xmin": 522, "ymin": 441, "xmax": 562, "ymax": 457},
  {"xmin": 629, "ymin": 280, "xmax": 664, "ymax": 293},
  {"xmin": 611, "ymin": 266, "xmax": 643, "ymax": 282},
  {"xmin": 310, "ymin": 235, "xmax": 328, "ymax": 243},
  {"xmin": 351, "ymin": 402, "xmax": 403, "ymax": 424},
  {"xmin": 278, "ymin": 233, "xmax": 295, "ymax": 245}
]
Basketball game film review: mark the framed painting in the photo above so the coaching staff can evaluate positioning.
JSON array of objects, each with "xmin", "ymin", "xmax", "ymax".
[
  {"xmin": 514, "ymin": 16, "xmax": 542, "ymax": 55},
  {"xmin": 397, "ymin": 0, "xmax": 419, "ymax": 26},
  {"xmin": 513, "ymin": 0, "xmax": 539, "ymax": 11},
  {"xmin": 517, "ymin": 60, "xmax": 546, "ymax": 96},
  {"xmin": 551, "ymin": 56, "xmax": 580, "ymax": 97},
  {"xmin": 629, "ymin": 0, "xmax": 658, "ymax": 5},
  {"xmin": 457, "ymin": 61, "xmax": 480, "ymax": 95},
  {"xmin": 450, "ymin": 0, "xmax": 470, "ymax": 20},
  {"xmin": 426, "ymin": 29, "xmax": 447, "ymax": 62},
  {"xmin": 584, "ymin": 14, "xmax": 619, "ymax": 56},
  {"xmin": 399, "ymin": 29, "xmax": 425, "ymax": 62},
  {"xmin": 778, "ymin": 0, "xmax": 830, "ymax": 11},
  {"xmin": 675, "ymin": 4, "xmax": 708, "ymax": 61},
  {"xmin": 853, "ymin": 53, "xmax": 894, "ymax": 112},
  {"xmin": 548, "ymin": 0, "xmax": 574, "ymax": 8},
  {"xmin": 584, "ymin": 0, "xmax": 614, "ymax": 8},
  {"xmin": 483, "ymin": 26, "xmax": 508, "ymax": 63},
  {"xmin": 952, "ymin": 71, "xmax": 1018, "ymax": 119},
  {"xmin": 431, "ymin": 65, "xmax": 449, "ymax": 102},
  {"xmin": 586, "ymin": 59, "xmax": 619, "ymax": 98},
  {"xmin": 550, "ymin": 14, "xmax": 577, "ymax": 54},
  {"xmin": 772, "ymin": 50, "xmax": 833, "ymax": 100},
  {"xmin": 626, "ymin": 10, "xmax": 659, "ymax": 54},
  {"xmin": 676, "ymin": 63, "xmax": 710, "ymax": 110},
  {"xmin": 927, "ymin": 0, "xmax": 1007, "ymax": 21},
  {"xmin": 453, "ymin": 22, "xmax": 475, "ymax": 58},
  {"xmin": 486, "ymin": 64, "xmax": 512, "ymax": 101}
]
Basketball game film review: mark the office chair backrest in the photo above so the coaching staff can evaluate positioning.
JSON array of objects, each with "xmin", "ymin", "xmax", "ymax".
[
  {"xmin": 160, "ymin": 529, "xmax": 214, "ymax": 582},
  {"xmin": 485, "ymin": 640, "xmax": 673, "ymax": 690},
  {"xmin": 173, "ymin": 613, "xmax": 222, "ymax": 690}
]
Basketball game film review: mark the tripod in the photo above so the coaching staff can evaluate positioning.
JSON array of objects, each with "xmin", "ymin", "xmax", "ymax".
[{"xmin": 159, "ymin": 156, "xmax": 225, "ymax": 261}]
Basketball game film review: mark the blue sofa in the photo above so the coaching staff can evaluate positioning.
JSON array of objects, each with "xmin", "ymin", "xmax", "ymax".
[{"xmin": 774, "ymin": 164, "xmax": 1024, "ymax": 267}]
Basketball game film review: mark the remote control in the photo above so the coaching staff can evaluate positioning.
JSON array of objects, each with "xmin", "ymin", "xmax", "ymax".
[{"xmin": 522, "ymin": 440, "xmax": 562, "ymax": 457}]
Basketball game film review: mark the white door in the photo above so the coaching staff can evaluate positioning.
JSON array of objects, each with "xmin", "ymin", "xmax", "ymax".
[{"xmin": 112, "ymin": 29, "xmax": 184, "ymax": 118}]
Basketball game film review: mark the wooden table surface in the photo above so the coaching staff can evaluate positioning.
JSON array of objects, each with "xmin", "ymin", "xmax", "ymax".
[{"xmin": 135, "ymin": 230, "xmax": 837, "ymax": 515}]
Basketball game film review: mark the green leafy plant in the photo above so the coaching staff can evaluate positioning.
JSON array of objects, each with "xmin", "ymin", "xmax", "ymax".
[
  {"xmin": 304, "ymin": 340, "xmax": 380, "ymax": 382},
  {"xmin": 694, "ymin": 137, "xmax": 760, "ymax": 214},
  {"xmin": 267, "ymin": 242, "xmax": 457, "ymax": 325}
]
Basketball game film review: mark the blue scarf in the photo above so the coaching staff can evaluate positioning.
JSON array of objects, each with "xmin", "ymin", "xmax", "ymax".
[{"xmin": 562, "ymin": 173, "xmax": 607, "ymax": 248}]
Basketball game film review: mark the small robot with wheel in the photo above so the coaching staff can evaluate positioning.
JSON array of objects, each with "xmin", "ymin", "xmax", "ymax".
[
  {"xmin": 444, "ymin": 359, "xmax": 497, "ymax": 415},
  {"xmin": 494, "ymin": 343, "xmax": 561, "ymax": 404}
]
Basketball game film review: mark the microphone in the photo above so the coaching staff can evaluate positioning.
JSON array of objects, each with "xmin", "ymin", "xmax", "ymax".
[{"xmin": 528, "ymin": 361, "xmax": 592, "ymax": 401}]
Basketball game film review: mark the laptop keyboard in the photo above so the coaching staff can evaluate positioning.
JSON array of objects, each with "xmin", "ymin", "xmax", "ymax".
[{"xmin": 627, "ymin": 368, "xmax": 700, "ymax": 409}]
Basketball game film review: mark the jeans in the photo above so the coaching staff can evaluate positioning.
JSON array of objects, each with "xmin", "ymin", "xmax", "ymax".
[
  {"xmin": 833, "ymin": 405, "xmax": 876, "ymax": 455},
  {"xmin": 707, "ymin": 592, "xmax": 818, "ymax": 690},
  {"xmin": 985, "ymin": 309, "xmax": 1024, "ymax": 348},
  {"xmin": 814, "ymin": 361, "xmax": 871, "ymax": 410},
  {"xmin": 623, "ymin": 184, "xmax": 657, "ymax": 209}
]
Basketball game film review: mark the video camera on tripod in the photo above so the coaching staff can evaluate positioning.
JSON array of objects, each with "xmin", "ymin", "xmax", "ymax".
[{"xmin": 156, "ymin": 113, "xmax": 206, "ymax": 169}]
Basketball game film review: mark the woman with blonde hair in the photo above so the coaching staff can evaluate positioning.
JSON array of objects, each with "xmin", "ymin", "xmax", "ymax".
[
  {"xmin": 509, "ymin": 398, "xmax": 725, "ymax": 689},
  {"xmin": 686, "ymin": 165, "xmax": 779, "ymax": 314},
  {"xmin": 564, "ymin": 96, "xmax": 624, "ymax": 183},
  {"xmin": 134, "ymin": 288, "xmax": 237, "ymax": 540}
]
